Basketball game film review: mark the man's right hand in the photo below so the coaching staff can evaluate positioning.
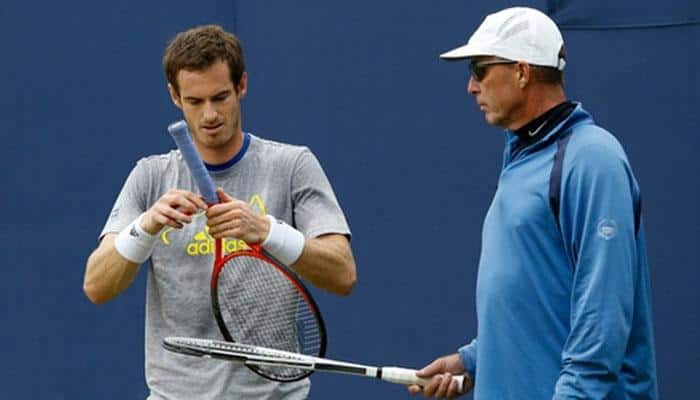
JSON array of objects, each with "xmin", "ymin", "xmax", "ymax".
[
  {"xmin": 141, "ymin": 189, "xmax": 209, "ymax": 234},
  {"xmin": 407, "ymin": 353, "xmax": 473, "ymax": 399}
]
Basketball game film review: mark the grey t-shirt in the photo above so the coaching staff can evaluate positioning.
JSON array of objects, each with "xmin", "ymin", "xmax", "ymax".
[{"xmin": 101, "ymin": 133, "xmax": 351, "ymax": 400}]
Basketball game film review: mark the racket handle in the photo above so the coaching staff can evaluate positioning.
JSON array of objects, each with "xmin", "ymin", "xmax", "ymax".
[
  {"xmin": 380, "ymin": 367, "xmax": 465, "ymax": 393},
  {"xmin": 167, "ymin": 120, "xmax": 218, "ymax": 204}
]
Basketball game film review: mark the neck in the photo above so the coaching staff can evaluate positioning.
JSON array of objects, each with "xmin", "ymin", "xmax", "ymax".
[
  {"xmin": 507, "ymin": 85, "xmax": 566, "ymax": 131},
  {"xmin": 198, "ymin": 128, "xmax": 245, "ymax": 165}
]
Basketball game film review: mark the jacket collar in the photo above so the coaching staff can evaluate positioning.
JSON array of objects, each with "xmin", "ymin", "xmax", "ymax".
[{"xmin": 504, "ymin": 102, "xmax": 593, "ymax": 159}]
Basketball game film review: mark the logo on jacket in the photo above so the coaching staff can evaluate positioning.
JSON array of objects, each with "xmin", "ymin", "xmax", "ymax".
[{"xmin": 597, "ymin": 218, "xmax": 618, "ymax": 240}]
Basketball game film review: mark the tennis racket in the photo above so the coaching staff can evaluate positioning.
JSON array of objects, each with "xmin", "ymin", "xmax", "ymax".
[
  {"xmin": 167, "ymin": 120, "xmax": 326, "ymax": 382},
  {"xmin": 163, "ymin": 336, "xmax": 466, "ymax": 392}
]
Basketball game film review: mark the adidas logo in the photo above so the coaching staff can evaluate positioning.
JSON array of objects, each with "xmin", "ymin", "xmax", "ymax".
[{"xmin": 186, "ymin": 234, "xmax": 249, "ymax": 256}]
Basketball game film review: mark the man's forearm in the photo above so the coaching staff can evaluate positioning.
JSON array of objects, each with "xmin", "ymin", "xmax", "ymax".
[
  {"xmin": 83, "ymin": 234, "xmax": 142, "ymax": 304},
  {"xmin": 292, "ymin": 234, "xmax": 356, "ymax": 296}
]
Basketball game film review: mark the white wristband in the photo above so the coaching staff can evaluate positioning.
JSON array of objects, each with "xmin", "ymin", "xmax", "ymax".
[
  {"xmin": 261, "ymin": 215, "xmax": 305, "ymax": 266},
  {"xmin": 114, "ymin": 213, "xmax": 158, "ymax": 264}
]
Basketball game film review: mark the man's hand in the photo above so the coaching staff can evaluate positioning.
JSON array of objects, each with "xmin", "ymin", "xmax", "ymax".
[
  {"xmin": 408, "ymin": 353, "xmax": 473, "ymax": 399},
  {"xmin": 142, "ymin": 189, "xmax": 209, "ymax": 234},
  {"xmin": 206, "ymin": 188, "xmax": 270, "ymax": 243}
]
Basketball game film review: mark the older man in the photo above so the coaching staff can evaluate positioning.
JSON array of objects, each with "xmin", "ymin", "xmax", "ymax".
[{"xmin": 410, "ymin": 7, "xmax": 658, "ymax": 399}]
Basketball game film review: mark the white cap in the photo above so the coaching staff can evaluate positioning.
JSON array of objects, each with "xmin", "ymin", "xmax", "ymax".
[{"xmin": 440, "ymin": 7, "xmax": 566, "ymax": 70}]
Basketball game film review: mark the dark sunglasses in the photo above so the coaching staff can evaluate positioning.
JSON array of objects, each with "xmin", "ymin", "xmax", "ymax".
[{"xmin": 469, "ymin": 59, "xmax": 517, "ymax": 81}]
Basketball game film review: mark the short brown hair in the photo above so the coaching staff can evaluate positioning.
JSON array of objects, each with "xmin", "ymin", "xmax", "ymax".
[
  {"xmin": 531, "ymin": 45, "xmax": 566, "ymax": 85},
  {"xmin": 531, "ymin": 66, "xmax": 564, "ymax": 85},
  {"xmin": 163, "ymin": 25, "xmax": 245, "ymax": 95}
]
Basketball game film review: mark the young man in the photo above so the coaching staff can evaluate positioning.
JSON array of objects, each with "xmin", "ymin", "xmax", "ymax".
[
  {"xmin": 83, "ymin": 25, "xmax": 356, "ymax": 399},
  {"xmin": 409, "ymin": 7, "xmax": 657, "ymax": 399}
]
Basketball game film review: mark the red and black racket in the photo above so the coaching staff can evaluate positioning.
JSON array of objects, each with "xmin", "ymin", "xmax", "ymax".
[{"xmin": 168, "ymin": 120, "xmax": 326, "ymax": 382}]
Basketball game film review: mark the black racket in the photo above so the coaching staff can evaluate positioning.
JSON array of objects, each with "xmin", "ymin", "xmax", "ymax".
[{"xmin": 168, "ymin": 120, "xmax": 326, "ymax": 382}]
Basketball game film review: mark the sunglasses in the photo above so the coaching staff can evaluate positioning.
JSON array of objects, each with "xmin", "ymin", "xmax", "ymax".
[{"xmin": 469, "ymin": 59, "xmax": 517, "ymax": 81}]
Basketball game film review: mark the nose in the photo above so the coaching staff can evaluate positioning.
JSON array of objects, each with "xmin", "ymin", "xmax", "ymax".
[
  {"xmin": 467, "ymin": 76, "xmax": 479, "ymax": 95},
  {"xmin": 203, "ymin": 102, "xmax": 218, "ymax": 122}
]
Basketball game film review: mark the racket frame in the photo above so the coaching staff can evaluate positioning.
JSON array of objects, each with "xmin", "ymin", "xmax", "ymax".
[{"xmin": 163, "ymin": 337, "xmax": 465, "ymax": 391}]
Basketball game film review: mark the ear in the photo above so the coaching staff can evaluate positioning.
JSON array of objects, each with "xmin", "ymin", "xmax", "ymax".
[
  {"xmin": 168, "ymin": 83, "xmax": 183, "ymax": 109},
  {"xmin": 517, "ymin": 62, "xmax": 531, "ymax": 88},
  {"xmin": 237, "ymin": 72, "xmax": 248, "ymax": 99}
]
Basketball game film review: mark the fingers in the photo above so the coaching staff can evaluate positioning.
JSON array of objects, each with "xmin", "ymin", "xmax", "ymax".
[
  {"xmin": 407, "ymin": 354, "xmax": 468, "ymax": 399},
  {"xmin": 207, "ymin": 212, "xmax": 248, "ymax": 237},
  {"xmin": 423, "ymin": 374, "xmax": 447, "ymax": 398},
  {"xmin": 144, "ymin": 189, "xmax": 208, "ymax": 231},
  {"xmin": 216, "ymin": 187, "xmax": 234, "ymax": 203},
  {"xmin": 206, "ymin": 190, "xmax": 267, "ymax": 243},
  {"xmin": 190, "ymin": 193, "xmax": 209, "ymax": 211},
  {"xmin": 206, "ymin": 208, "xmax": 267, "ymax": 243},
  {"xmin": 446, "ymin": 376, "xmax": 463, "ymax": 398},
  {"xmin": 409, "ymin": 374, "xmax": 462, "ymax": 399},
  {"xmin": 165, "ymin": 189, "xmax": 208, "ymax": 215},
  {"xmin": 407, "ymin": 384, "xmax": 422, "ymax": 396},
  {"xmin": 417, "ymin": 357, "xmax": 447, "ymax": 378},
  {"xmin": 149, "ymin": 187, "xmax": 267, "ymax": 242},
  {"xmin": 436, "ymin": 373, "xmax": 457, "ymax": 398},
  {"xmin": 206, "ymin": 199, "xmax": 247, "ymax": 221}
]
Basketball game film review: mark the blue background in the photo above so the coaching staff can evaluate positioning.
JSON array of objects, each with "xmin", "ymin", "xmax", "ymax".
[{"xmin": 2, "ymin": 1, "xmax": 698, "ymax": 398}]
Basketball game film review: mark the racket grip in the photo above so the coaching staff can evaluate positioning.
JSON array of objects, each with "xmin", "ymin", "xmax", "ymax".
[
  {"xmin": 167, "ymin": 120, "xmax": 218, "ymax": 204},
  {"xmin": 381, "ymin": 367, "xmax": 465, "ymax": 393}
]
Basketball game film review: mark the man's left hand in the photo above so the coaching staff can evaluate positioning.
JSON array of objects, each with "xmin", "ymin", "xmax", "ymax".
[{"xmin": 205, "ymin": 188, "xmax": 270, "ymax": 243}]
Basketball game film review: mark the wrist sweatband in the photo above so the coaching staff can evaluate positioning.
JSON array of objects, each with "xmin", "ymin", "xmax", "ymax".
[
  {"xmin": 114, "ymin": 214, "xmax": 158, "ymax": 263},
  {"xmin": 261, "ymin": 215, "xmax": 305, "ymax": 265}
]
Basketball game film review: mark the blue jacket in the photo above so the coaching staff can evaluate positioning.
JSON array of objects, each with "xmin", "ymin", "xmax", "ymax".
[{"xmin": 459, "ymin": 104, "xmax": 658, "ymax": 399}]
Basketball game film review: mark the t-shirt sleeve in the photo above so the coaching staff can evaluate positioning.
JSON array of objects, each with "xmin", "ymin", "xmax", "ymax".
[
  {"xmin": 290, "ymin": 148, "xmax": 351, "ymax": 239},
  {"xmin": 99, "ymin": 159, "xmax": 152, "ymax": 239}
]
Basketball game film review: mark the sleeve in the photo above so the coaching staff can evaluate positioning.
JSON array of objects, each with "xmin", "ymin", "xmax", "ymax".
[
  {"xmin": 553, "ymin": 143, "xmax": 638, "ymax": 399},
  {"xmin": 458, "ymin": 338, "xmax": 477, "ymax": 378},
  {"xmin": 290, "ymin": 148, "xmax": 351, "ymax": 239},
  {"xmin": 99, "ymin": 159, "xmax": 152, "ymax": 239}
]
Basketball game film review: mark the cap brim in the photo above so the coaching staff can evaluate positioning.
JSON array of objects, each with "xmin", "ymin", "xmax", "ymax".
[{"xmin": 439, "ymin": 43, "xmax": 499, "ymax": 60}]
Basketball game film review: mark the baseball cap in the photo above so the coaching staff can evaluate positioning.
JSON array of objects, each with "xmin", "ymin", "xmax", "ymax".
[{"xmin": 440, "ymin": 7, "xmax": 566, "ymax": 70}]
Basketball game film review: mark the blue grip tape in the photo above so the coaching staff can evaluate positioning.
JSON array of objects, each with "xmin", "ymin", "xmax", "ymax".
[{"xmin": 167, "ymin": 120, "xmax": 218, "ymax": 204}]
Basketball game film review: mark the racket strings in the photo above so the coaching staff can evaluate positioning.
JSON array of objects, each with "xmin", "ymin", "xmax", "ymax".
[{"xmin": 217, "ymin": 255, "xmax": 323, "ymax": 380}]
